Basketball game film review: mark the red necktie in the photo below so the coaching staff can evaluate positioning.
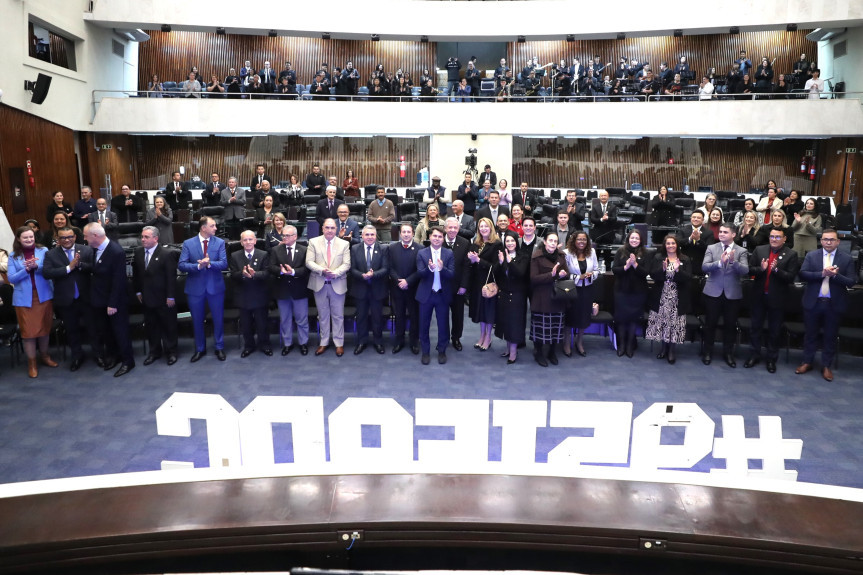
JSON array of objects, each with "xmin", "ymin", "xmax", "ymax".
[{"xmin": 203, "ymin": 239, "xmax": 209, "ymax": 257}]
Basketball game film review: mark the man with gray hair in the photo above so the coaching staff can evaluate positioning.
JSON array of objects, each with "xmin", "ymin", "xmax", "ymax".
[
  {"xmin": 306, "ymin": 218, "xmax": 351, "ymax": 356},
  {"xmin": 220, "ymin": 176, "xmax": 246, "ymax": 241},
  {"xmin": 350, "ymin": 225, "xmax": 389, "ymax": 355},
  {"xmin": 269, "ymin": 225, "xmax": 310, "ymax": 355},
  {"xmin": 133, "ymin": 225, "xmax": 179, "ymax": 366}
]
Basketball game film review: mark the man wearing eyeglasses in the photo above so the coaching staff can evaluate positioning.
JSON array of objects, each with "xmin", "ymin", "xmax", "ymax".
[{"xmin": 796, "ymin": 228, "xmax": 855, "ymax": 381}]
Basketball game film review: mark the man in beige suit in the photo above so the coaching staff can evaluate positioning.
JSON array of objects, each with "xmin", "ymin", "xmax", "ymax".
[{"xmin": 306, "ymin": 218, "xmax": 351, "ymax": 356}]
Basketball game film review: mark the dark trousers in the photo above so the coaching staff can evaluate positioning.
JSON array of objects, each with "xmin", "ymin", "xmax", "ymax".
[
  {"xmin": 144, "ymin": 303, "xmax": 179, "ymax": 356},
  {"xmin": 803, "ymin": 298, "xmax": 840, "ymax": 367},
  {"xmin": 390, "ymin": 287, "xmax": 419, "ymax": 345},
  {"xmin": 703, "ymin": 293, "xmax": 739, "ymax": 355},
  {"xmin": 224, "ymin": 218, "xmax": 242, "ymax": 241},
  {"xmin": 91, "ymin": 305, "xmax": 134, "ymax": 365},
  {"xmin": 356, "ymin": 292, "xmax": 385, "ymax": 345},
  {"xmin": 748, "ymin": 293, "xmax": 783, "ymax": 361},
  {"xmin": 420, "ymin": 290, "xmax": 451, "ymax": 354},
  {"xmin": 54, "ymin": 301, "xmax": 88, "ymax": 360},
  {"xmin": 240, "ymin": 305, "xmax": 270, "ymax": 351},
  {"xmin": 449, "ymin": 292, "xmax": 466, "ymax": 340}
]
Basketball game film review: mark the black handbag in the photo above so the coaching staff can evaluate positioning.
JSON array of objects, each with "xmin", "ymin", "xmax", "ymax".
[{"xmin": 552, "ymin": 278, "xmax": 579, "ymax": 301}]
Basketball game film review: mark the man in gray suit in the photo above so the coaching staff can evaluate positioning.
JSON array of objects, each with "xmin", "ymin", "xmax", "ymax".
[
  {"xmin": 220, "ymin": 176, "xmax": 246, "ymax": 241},
  {"xmin": 701, "ymin": 223, "xmax": 750, "ymax": 367}
]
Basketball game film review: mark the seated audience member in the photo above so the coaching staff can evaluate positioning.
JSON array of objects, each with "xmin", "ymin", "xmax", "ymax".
[
  {"xmin": 664, "ymin": 73, "xmax": 683, "ymax": 98},
  {"xmin": 420, "ymin": 79, "xmax": 438, "ymax": 101},
  {"xmin": 497, "ymin": 180, "xmax": 512, "ymax": 207},
  {"xmin": 206, "ymin": 74, "xmax": 226, "ymax": 96},
  {"xmin": 774, "ymin": 74, "xmax": 790, "ymax": 98},
  {"xmin": 738, "ymin": 73, "xmax": 755, "ymax": 97},
  {"xmin": 182, "ymin": 72, "xmax": 201, "ymax": 98},
  {"xmin": 147, "ymin": 74, "xmax": 164, "ymax": 97},
  {"xmin": 455, "ymin": 78, "xmax": 471, "ymax": 102},
  {"xmin": 225, "ymin": 68, "xmax": 242, "ymax": 98},
  {"xmin": 246, "ymin": 74, "xmax": 264, "ymax": 95},
  {"xmin": 310, "ymin": 71, "xmax": 330, "ymax": 99}
]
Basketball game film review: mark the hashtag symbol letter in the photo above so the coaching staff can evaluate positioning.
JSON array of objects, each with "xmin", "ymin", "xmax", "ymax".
[{"xmin": 711, "ymin": 415, "xmax": 802, "ymax": 480}]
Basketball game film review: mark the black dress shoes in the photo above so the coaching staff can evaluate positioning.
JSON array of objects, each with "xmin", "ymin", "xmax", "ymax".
[
  {"xmin": 452, "ymin": 339, "xmax": 463, "ymax": 351},
  {"xmin": 281, "ymin": 344, "xmax": 295, "ymax": 356},
  {"xmin": 241, "ymin": 349, "xmax": 254, "ymax": 358},
  {"xmin": 354, "ymin": 343, "xmax": 367, "ymax": 355},
  {"xmin": 114, "ymin": 363, "xmax": 134, "ymax": 377},
  {"xmin": 103, "ymin": 359, "xmax": 118, "ymax": 371},
  {"xmin": 410, "ymin": 344, "xmax": 420, "ymax": 355},
  {"xmin": 421, "ymin": 354, "xmax": 431, "ymax": 365},
  {"xmin": 656, "ymin": 350, "xmax": 667, "ymax": 360},
  {"xmin": 392, "ymin": 344, "xmax": 404, "ymax": 354},
  {"xmin": 70, "ymin": 357, "xmax": 85, "ymax": 372},
  {"xmin": 143, "ymin": 355, "xmax": 160, "ymax": 366},
  {"xmin": 766, "ymin": 361, "xmax": 777, "ymax": 373},
  {"xmin": 374, "ymin": 344, "xmax": 385, "ymax": 354},
  {"xmin": 190, "ymin": 351, "xmax": 206, "ymax": 363},
  {"xmin": 438, "ymin": 353, "xmax": 447, "ymax": 364},
  {"xmin": 262, "ymin": 348, "xmax": 273, "ymax": 356},
  {"xmin": 725, "ymin": 354, "xmax": 737, "ymax": 368},
  {"xmin": 167, "ymin": 355, "xmax": 178, "ymax": 366},
  {"xmin": 744, "ymin": 357, "xmax": 760, "ymax": 369},
  {"xmin": 215, "ymin": 349, "xmax": 226, "ymax": 361},
  {"xmin": 702, "ymin": 353, "xmax": 712, "ymax": 365},
  {"xmin": 95, "ymin": 357, "xmax": 106, "ymax": 369},
  {"xmin": 299, "ymin": 344, "xmax": 309, "ymax": 355}
]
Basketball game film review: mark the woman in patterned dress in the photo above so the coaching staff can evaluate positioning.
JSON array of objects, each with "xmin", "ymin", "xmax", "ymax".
[{"xmin": 645, "ymin": 234, "xmax": 692, "ymax": 364}]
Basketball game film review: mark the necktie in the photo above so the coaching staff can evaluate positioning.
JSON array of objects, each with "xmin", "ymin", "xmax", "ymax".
[
  {"xmin": 326, "ymin": 240, "xmax": 332, "ymax": 267},
  {"xmin": 175, "ymin": 182, "xmax": 179, "ymax": 192},
  {"xmin": 259, "ymin": 175, "xmax": 262, "ymax": 185},
  {"xmin": 366, "ymin": 246, "xmax": 373, "ymax": 270},
  {"xmin": 286, "ymin": 246, "xmax": 292, "ymax": 262},
  {"xmin": 145, "ymin": 249, "xmax": 151, "ymax": 268},
  {"xmin": 248, "ymin": 252, "xmax": 253, "ymax": 263},
  {"xmin": 67, "ymin": 249, "xmax": 79, "ymax": 298},
  {"xmin": 100, "ymin": 212, "xmax": 105, "ymax": 225},
  {"xmin": 203, "ymin": 239, "xmax": 209, "ymax": 257},
  {"xmin": 329, "ymin": 200, "xmax": 334, "ymax": 211},
  {"xmin": 432, "ymin": 249, "xmax": 441, "ymax": 291},
  {"xmin": 821, "ymin": 251, "xmax": 832, "ymax": 297},
  {"xmin": 602, "ymin": 203, "xmax": 607, "ymax": 214}
]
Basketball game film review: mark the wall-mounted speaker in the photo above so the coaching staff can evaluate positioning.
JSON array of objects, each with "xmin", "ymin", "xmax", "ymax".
[{"xmin": 24, "ymin": 73, "xmax": 52, "ymax": 105}]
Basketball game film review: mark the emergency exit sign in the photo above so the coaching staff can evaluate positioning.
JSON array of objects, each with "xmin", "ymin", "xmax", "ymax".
[
  {"xmin": 101, "ymin": 144, "xmax": 112, "ymax": 150},
  {"xmin": 846, "ymin": 148, "xmax": 857, "ymax": 153}
]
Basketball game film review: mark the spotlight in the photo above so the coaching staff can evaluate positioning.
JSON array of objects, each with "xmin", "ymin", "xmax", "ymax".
[
  {"xmin": 321, "ymin": 32, "xmax": 331, "ymax": 40},
  {"xmin": 517, "ymin": 35, "xmax": 526, "ymax": 43},
  {"xmin": 729, "ymin": 26, "xmax": 740, "ymax": 34},
  {"xmin": 268, "ymin": 29, "xmax": 277, "ymax": 38},
  {"xmin": 371, "ymin": 34, "xmax": 380, "ymax": 42},
  {"xmin": 673, "ymin": 29, "xmax": 683, "ymax": 38},
  {"xmin": 216, "ymin": 27, "xmax": 225, "ymax": 35},
  {"xmin": 160, "ymin": 24, "xmax": 171, "ymax": 33},
  {"xmin": 566, "ymin": 34, "xmax": 575, "ymax": 42},
  {"xmin": 616, "ymin": 32, "xmax": 626, "ymax": 40},
  {"xmin": 787, "ymin": 23, "xmax": 798, "ymax": 32},
  {"xmin": 421, "ymin": 35, "xmax": 428, "ymax": 43}
]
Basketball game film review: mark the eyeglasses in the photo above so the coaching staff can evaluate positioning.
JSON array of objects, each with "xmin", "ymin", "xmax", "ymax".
[
  {"xmin": 821, "ymin": 237, "xmax": 838, "ymax": 242},
  {"xmin": 58, "ymin": 235, "xmax": 76, "ymax": 240}
]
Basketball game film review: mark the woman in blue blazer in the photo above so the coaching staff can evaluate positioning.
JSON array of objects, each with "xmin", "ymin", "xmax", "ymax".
[{"xmin": 7, "ymin": 226, "xmax": 56, "ymax": 377}]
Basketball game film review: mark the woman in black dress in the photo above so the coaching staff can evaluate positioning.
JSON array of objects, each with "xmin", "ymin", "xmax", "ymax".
[
  {"xmin": 494, "ymin": 231, "xmax": 529, "ymax": 363},
  {"xmin": 529, "ymin": 232, "xmax": 570, "ymax": 366},
  {"xmin": 563, "ymin": 231, "xmax": 599, "ymax": 357},
  {"xmin": 467, "ymin": 218, "xmax": 501, "ymax": 351},
  {"xmin": 645, "ymin": 234, "xmax": 692, "ymax": 364},
  {"xmin": 649, "ymin": 185, "xmax": 677, "ymax": 227},
  {"xmin": 612, "ymin": 229, "xmax": 650, "ymax": 357}
]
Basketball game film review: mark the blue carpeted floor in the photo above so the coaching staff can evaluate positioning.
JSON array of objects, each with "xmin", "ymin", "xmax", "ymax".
[{"xmin": 1, "ymin": 320, "xmax": 862, "ymax": 489}]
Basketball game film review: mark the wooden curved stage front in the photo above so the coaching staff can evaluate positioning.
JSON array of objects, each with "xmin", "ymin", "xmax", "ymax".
[{"xmin": 1, "ymin": 474, "xmax": 862, "ymax": 574}]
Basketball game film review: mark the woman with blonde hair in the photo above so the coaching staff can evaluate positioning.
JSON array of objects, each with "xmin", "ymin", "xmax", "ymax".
[
  {"xmin": 415, "ymin": 203, "xmax": 443, "ymax": 243},
  {"xmin": 466, "ymin": 218, "xmax": 501, "ymax": 351}
]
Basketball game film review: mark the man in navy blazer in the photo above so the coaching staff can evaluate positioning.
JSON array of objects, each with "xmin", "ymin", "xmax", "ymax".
[
  {"xmin": 268, "ymin": 225, "xmax": 310, "ymax": 356},
  {"xmin": 230, "ymin": 230, "xmax": 272, "ymax": 357},
  {"xmin": 133, "ymin": 226, "xmax": 180, "ymax": 366},
  {"xmin": 796, "ymin": 228, "xmax": 856, "ymax": 381},
  {"xmin": 83, "ymin": 222, "xmax": 135, "ymax": 377},
  {"xmin": 42, "ymin": 226, "xmax": 93, "ymax": 371},
  {"xmin": 415, "ymin": 225, "xmax": 455, "ymax": 365},
  {"xmin": 316, "ymin": 186, "xmax": 344, "ymax": 227},
  {"xmin": 179, "ymin": 216, "xmax": 228, "ymax": 362},
  {"xmin": 335, "ymin": 204, "xmax": 361, "ymax": 245},
  {"xmin": 350, "ymin": 225, "xmax": 389, "ymax": 355},
  {"xmin": 389, "ymin": 223, "xmax": 422, "ymax": 354}
]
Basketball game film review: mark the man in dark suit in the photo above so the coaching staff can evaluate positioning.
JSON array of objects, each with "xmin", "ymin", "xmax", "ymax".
[
  {"xmin": 559, "ymin": 189, "xmax": 585, "ymax": 231},
  {"xmin": 110, "ymin": 184, "xmax": 142, "ymax": 224},
  {"xmin": 588, "ymin": 190, "xmax": 619, "ymax": 244},
  {"xmin": 231, "ymin": 230, "xmax": 272, "ymax": 357},
  {"xmin": 450, "ymin": 200, "xmax": 475, "ymax": 240},
  {"xmin": 745, "ymin": 227, "xmax": 800, "ymax": 373},
  {"xmin": 350, "ymin": 225, "xmax": 389, "ymax": 355},
  {"xmin": 252, "ymin": 179, "xmax": 277, "ymax": 211},
  {"xmin": 478, "ymin": 164, "xmax": 497, "ymax": 188},
  {"xmin": 92, "ymin": 197, "xmax": 119, "ymax": 240},
  {"xmin": 474, "ymin": 190, "xmax": 510, "ymax": 225},
  {"xmin": 133, "ymin": 226, "xmax": 179, "ymax": 366},
  {"xmin": 42, "ymin": 226, "xmax": 93, "ymax": 371},
  {"xmin": 456, "ymin": 173, "xmax": 479, "ymax": 216},
  {"xmin": 513, "ymin": 182, "xmax": 538, "ymax": 217},
  {"xmin": 258, "ymin": 61, "xmax": 276, "ymax": 91},
  {"xmin": 443, "ymin": 217, "xmax": 471, "ymax": 351},
  {"xmin": 316, "ymin": 186, "xmax": 344, "ymax": 227},
  {"xmin": 701, "ymin": 223, "xmax": 750, "ymax": 368},
  {"xmin": 165, "ymin": 172, "xmax": 192, "ymax": 210},
  {"xmin": 269, "ymin": 224, "xmax": 309, "ymax": 356},
  {"xmin": 305, "ymin": 164, "xmax": 326, "ymax": 197},
  {"xmin": 203, "ymin": 172, "xmax": 226, "ymax": 207},
  {"xmin": 389, "ymin": 223, "xmax": 421, "ymax": 354},
  {"xmin": 83, "ymin": 222, "xmax": 135, "ymax": 377},
  {"xmin": 679, "ymin": 210, "xmax": 714, "ymax": 273},
  {"xmin": 796, "ymin": 228, "xmax": 856, "ymax": 381},
  {"xmin": 326, "ymin": 175, "xmax": 346, "ymax": 201},
  {"xmin": 178, "ymin": 216, "xmax": 228, "ymax": 362},
  {"xmin": 416, "ymin": 225, "xmax": 455, "ymax": 365},
  {"xmin": 250, "ymin": 164, "xmax": 274, "ymax": 205},
  {"xmin": 335, "ymin": 204, "xmax": 360, "ymax": 245}
]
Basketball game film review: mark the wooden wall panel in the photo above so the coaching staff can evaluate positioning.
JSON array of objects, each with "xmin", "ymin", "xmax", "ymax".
[
  {"xmin": 815, "ymin": 137, "xmax": 863, "ymax": 210},
  {"xmin": 81, "ymin": 133, "xmax": 139, "ymax": 198},
  {"xmin": 0, "ymin": 104, "xmax": 79, "ymax": 230},
  {"xmin": 138, "ymin": 31, "xmax": 437, "ymax": 88},
  {"xmin": 513, "ymin": 136, "xmax": 818, "ymax": 194},
  {"xmin": 133, "ymin": 135, "xmax": 430, "ymax": 190},
  {"xmin": 508, "ymin": 30, "xmax": 817, "ymax": 84}
]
